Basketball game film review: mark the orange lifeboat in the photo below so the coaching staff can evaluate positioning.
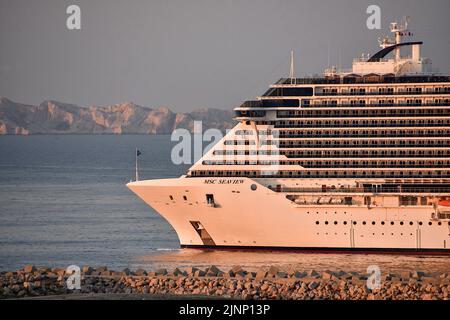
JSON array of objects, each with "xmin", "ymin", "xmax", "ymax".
[{"xmin": 438, "ymin": 200, "xmax": 450, "ymax": 206}]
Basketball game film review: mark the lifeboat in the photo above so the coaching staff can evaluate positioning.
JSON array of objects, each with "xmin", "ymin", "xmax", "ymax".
[{"xmin": 438, "ymin": 200, "xmax": 450, "ymax": 207}]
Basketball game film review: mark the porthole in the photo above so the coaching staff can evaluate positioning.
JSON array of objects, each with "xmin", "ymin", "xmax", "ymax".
[
  {"xmin": 381, "ymin": 221, "xmax": 385, "ymax": 225},
  {"xmin": 362, "ymin": 221, "xmax": 367, "ymax": 225},
  {"xmin": 428, "ymin": 222, "xmax": 432, "ymax": 226},
  {"xmin": 325, "ymin": 221, "xmax": 329, "ymax": 225},
  {"xmin": 390, "ymin": 221, "xmax": 394, "ymax": 225},
  {"xmin": 409, "ymin": 221, "xmax": 413, "ymax": 225},
  {"xmin": 334, "ymin": 221, "xmax": 338, "ymax": 225},
  {"xmin": 419, "ymin": 222, "xmax": 423, "ymax": 225},
  {"xmin": 400, "ymin": 221, "xmax": 404, "ymax": 225},
  {"xmin": 183, "ymin": 195, "xmax": 187, "ymax": 201},
  {"xmin": 353, "ymin": 221, "xmax": 357, "ymax": 225},
  {"xmin": 372, "ymin": 221, "xmax": 376, "ymax": 225},
  {"xmin": 343, "ymin": 221, "xmax": 348, "ymax": 225},
  {"xmin": 316, "ymin": 221, "xmax": 319, "ymax": 225},
  {"xmin": 250, "ymin": 184, "xmax": 257, "ymax": 191},
  {"xmin": 438, "ymin": 222, "xmax": 442, "ymax": 226}
]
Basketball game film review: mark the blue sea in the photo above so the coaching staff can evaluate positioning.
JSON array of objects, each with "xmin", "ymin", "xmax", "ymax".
[{"xmin": 0, "ymin": 135, "xmax": 449, "ymax": 274}]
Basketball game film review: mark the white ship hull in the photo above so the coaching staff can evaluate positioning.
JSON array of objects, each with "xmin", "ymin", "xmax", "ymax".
[
  {"xmin": 127, "ymin": 177, "xmax": 450, "ymax": 254},
  {"xmin": 127, "ymin": 18, "xmax": 450, "ymax": 254}
]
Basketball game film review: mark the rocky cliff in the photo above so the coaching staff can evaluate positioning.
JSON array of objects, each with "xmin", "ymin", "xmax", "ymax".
[{"xmin": 0, "ymin": 98, "xmax": 235, "ymax": 135}]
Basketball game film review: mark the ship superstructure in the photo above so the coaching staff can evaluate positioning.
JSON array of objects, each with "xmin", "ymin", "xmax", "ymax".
[{"xmin": 128, "ymin": 19, "xmax": 450, "ymax": 253}]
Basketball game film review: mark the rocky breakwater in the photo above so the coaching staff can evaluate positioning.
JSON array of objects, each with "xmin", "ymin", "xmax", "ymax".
[{"xmin": 1, "ymin": 265, "xmax": 449, "ymax": 300}]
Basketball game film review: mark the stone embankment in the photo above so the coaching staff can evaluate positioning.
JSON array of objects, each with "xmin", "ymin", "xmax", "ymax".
[{"xmin": 1, "ymin": 265, "xmax": 449, "ymax": 300}]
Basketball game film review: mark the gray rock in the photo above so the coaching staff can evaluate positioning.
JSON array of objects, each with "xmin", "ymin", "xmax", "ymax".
[
  {"xmin": 121, "ymin": 268, "xmax": 131, "ymax": 275},
  {"xmin": 225, "ymin": 270, "xmax": 235, "ymax": 278},
  {"xmin": 186, "ymin": 267, "xmax": 198, "ymax": 275},
  {"xmin": 293, "ymin": 271, "xmax": 306, "ymax": 278},
  {"xmin": 267, "ymin": 266, "xmax": 279, "ymax": 277},
  {"xmin": 135, "ymin": 269, "xmax": 147, "ymax": 276},
  {"xmin": 172, "ymin": 268, "xmax": 183, "ymax": 276},
  {"xmin": 155, "ymin": 268, "xmax": 167, "ymax": 276},
  {"xmin": 255, "ymin": 270, "xmax": 268, "ymax": 280},
  {"xmin": 194, "ymin": 270, "xmax": 206, "ymax": 277},
  {"xmin": 82, "ymin": 266, "xmax": 93, "ymax": 275},
  {"xmin": 308, "ymin": 270, "xmax": 319, "ymax": 278},
  {"xmin": 205, "ymin": 265, "xmax": 222, "ymax": 277},
  {"xmin": 412, "ymin": 271, "xmax": 425, "ymax": 278},
  {"xmin": 231, "ymin": 266, "xmax": 244, "ymax": 274},
  {"xmin": 308, "ymin": 281, "xmax": 320, "ymax": 290},
  {"xmin": 23, "ymin": 265, "xmax": 36, "ymax": 273},
  {"xmin": 400, "ymin": 271, "xmax": 411, "ymax": 281}
]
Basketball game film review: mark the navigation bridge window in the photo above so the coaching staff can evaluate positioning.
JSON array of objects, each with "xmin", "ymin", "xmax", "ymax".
[{"xmin": 263, "ymin": 87, "xmax": 313, "ymax": 97}]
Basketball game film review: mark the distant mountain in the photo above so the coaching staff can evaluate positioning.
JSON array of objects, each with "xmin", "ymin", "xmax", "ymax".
[{"xmin": 0, "ymin": 98, "xmax": 235, "ymax": 135}]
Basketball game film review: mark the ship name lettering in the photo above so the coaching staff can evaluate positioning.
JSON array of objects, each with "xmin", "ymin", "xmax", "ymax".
[{"xmin": 204, "ymin": 179, "xmax": 244, "ymax": 184}]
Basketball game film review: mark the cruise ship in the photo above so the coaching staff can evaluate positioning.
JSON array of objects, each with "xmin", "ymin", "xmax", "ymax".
[{"xmin": 128, "ymin": 18, "xmax": 450, "ymax": 254}]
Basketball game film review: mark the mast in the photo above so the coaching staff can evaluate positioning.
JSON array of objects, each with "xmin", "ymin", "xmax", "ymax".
[
  {"xmin": 135, "ymin": 148, "xmax": 139, "ymax": 181},
  {"xmin": 289, "ymin": 50, "xmax": 295, "ymax": 83}
]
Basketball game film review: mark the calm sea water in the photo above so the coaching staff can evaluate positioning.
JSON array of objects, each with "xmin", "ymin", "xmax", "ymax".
[{"xmin": 0, "ymin": 135, "xmax": 449, "ymax": 274}]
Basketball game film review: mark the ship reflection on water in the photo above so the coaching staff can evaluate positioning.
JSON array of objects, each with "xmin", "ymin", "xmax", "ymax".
[{"xmin": 135, "ymin": 249, "xmax": 450, "ymax": 274}]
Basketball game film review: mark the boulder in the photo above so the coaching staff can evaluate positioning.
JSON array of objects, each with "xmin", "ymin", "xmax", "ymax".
[
  {"xmin": 121, "ymin": 268, "xmax": 131, "ymax": 276},
  {"xmin": 321, "ymin": 271, "xmax": 333, "ymax": 280},
  {"xmin": 267, "ymin": 266, "xmax": 279, "ymax": 277},
  {"xmin": 82, "ymin": 266, "xmax": 93, "ymax": 275},
  {"xmin": 255, "ymin": 270, "xmax": 268, "ymax": 280},
  {"xmin": 23, "ymin": 265, "xmax": 36, "ymax": 273},
  {"xmin": 293, "ymin": 271, "xmax": 306, "ymax": 279},
  {"xmin": 194, "ymin": 270, "xmax": 206, "ymax": 277},
  {"xmin": 231, "ymin": 266, "xmax": 244, "ymax": 274},
  {"xmin": 155, "ymin": 268, "xmax": 167, "ymax": 276},
  {"xmin": 205, "ymin": 265, "xmax": 222, "ymax": 277},
  {"xmin": 134, "ymin": 269, "xmax": 147, "ymax": 276},
  {"xmin": 308, "ymin": 281, "xmax": 320, "ymax": 290},
  {"xmin": 172, "ymin": 268, "xmax": 184, "ymax": 276},
  {"xmin": 307, "ymin": 270, "xmax": 320, "ymax": 278},
  {"xmin": 186, "ymin": 267, "xmax": 198, "ymax": 276}
]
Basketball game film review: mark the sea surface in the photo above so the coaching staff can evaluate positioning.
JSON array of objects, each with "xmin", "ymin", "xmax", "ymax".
[{"xmin": 0, "ymin": 135, "xmax": 449, "ymax": 274}]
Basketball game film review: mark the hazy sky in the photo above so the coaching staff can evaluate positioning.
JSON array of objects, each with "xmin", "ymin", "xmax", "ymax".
[{"xmin": 1, "ymin": 0, "xmax": 449, "ymax": 112}]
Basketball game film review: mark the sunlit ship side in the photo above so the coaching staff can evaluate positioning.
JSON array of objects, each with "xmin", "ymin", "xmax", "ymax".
[{"xmin": 128, "ymin": 18, "xmax": 450, "ymax": 254}]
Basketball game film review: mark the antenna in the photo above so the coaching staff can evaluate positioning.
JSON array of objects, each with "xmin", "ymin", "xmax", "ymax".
[
  {"xmin": 289, "ymin": 50, "xmax": 295, "ymax": 83},
  {"xmin": 327, "ymin": 44, "xmax": 331, "ymax": 69}
]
